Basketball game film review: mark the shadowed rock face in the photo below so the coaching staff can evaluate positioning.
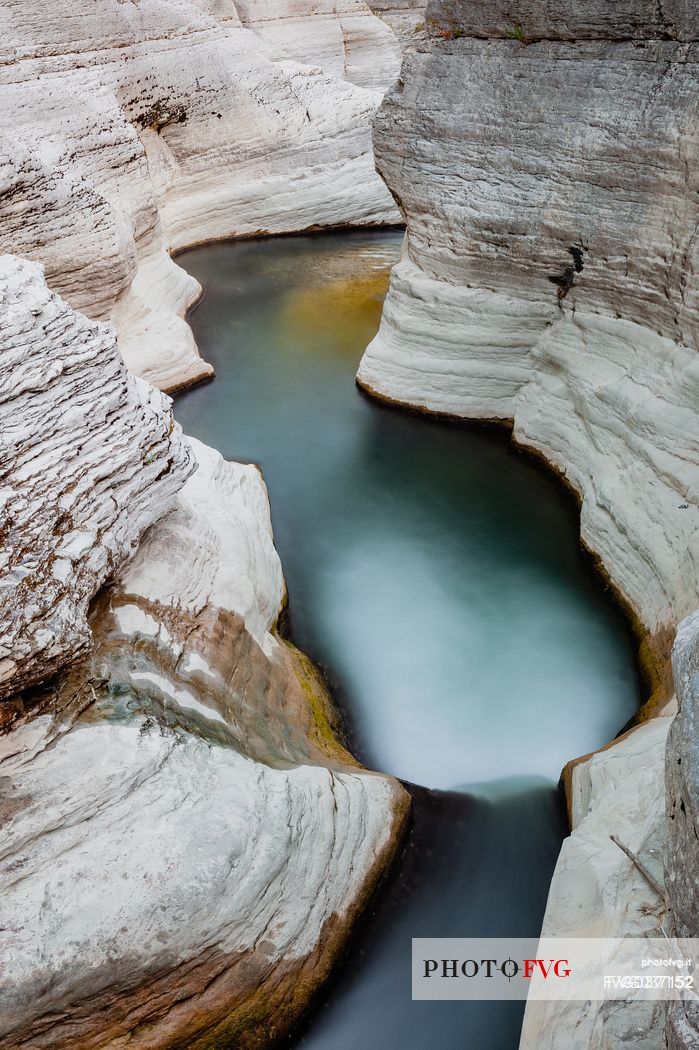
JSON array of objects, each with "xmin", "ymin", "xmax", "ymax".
[
  {"xmin": 423, "ymin": 0, "xmax": 699, "ymax": 42},
  {"xmin": 0, "ymin": 0, "xmax": 403, "ymax": 392},
  {"xmin": 666, "ymin": 612, "xmax": 699, "ymax": 1049},
  {"xmin": 368, "ymin": 0, "xmax": 426, "ymax": 47},
  {"xmin": 0, "ymin": 255, "xmax": 193, "ymax": 707},
  {"xmin": 355, "ymin": 5, "xmax": 699, "ymax": 1047}
]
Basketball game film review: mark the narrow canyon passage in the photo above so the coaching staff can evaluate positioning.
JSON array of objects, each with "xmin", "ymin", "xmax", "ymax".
[{"xmin": 175, "ymin": 231, "xmax": 641, "ymax": 1049}]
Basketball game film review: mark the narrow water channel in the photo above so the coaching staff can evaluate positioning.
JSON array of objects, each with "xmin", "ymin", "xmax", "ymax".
[{"xmin": 174, "ymin": 230, "xmax": 640, "ymax": 1050}]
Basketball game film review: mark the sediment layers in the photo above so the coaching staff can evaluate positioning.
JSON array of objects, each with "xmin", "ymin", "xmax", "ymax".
[
  {"xmin": 357, "ymin": 5, "xmax": 699, "ymax": 1045},
  {"xmin": 0, "ymin": 0, "xmax": 402, "ymax": 392},
  {"xmin": 0, "ymin": 255, "xmax": 193, "ymax": 708}
]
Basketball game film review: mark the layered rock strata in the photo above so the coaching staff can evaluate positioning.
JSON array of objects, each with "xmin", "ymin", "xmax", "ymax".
[
  {"xmin": 0, "ymin": 2, "xmax": 416, "ymax": 1040},
  {"xmin": 359, "ymin": 14, "xmax": 699, "ymax": 648},
  {"xmin": 0, "ymin": 436, "xmax": 408, "ymax": 1048},
  {"xmin": 0, "ymin": 255, "xmax": 192, "ymax": 707},
  {"xmin": 356, "ymin": 5, "xmax": 699, "ymax": 1046},
  {"xmin": 0, "ymin": 0, "xmax": 402, "ymax": 392}
]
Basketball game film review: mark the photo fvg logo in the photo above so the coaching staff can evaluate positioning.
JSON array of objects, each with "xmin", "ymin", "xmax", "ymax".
[
  {"xmin": 422, "ymin": 957, "xmax": 572, "ymax": 981},
  {"xmin": 412, "ymin": 939, "xmax": 572, "ymax": 1000},
  {"xmin": 412, "ymin": 937, "xmax": 699, "ymax": 1002}
]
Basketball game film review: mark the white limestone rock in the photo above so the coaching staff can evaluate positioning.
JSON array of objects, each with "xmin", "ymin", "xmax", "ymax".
[
  {"xmin": 124, "ymin": 437, "xmax": 285, "ymax": 651},
  {"xmin": 0, "ymin": 0, "xmax": 402, "ymax": 393},
  {"xmin": 234, "ymin": 0, "xmax": 401, "ymax": 92},
  {"xmin": 357, "ymin": 8, "xmax": 699, "ymax": 1047},
  {"xmin": 359, "ymin": 250, "xmax": 555, "ymax": 419},
  {"xmin": 513, "ymin": 312, "xmax": 699, "ymax": 636},
  {"xmin": 0, "ymin": 254, "xmax": 193, "ymax": 706},
  {"xmin": 0, "ymin": 438, "xmax": 408, "ymax": 1049},
  {"xmin": 357, "ymin": 11, "xmax": 699, "ymax": 672},
  {"xmin": 360, "ymin": 174, "xmax": 699, "ymax": 647},
  {"xmin": 0, "ymin": 5, "xmax": 411, "ymax": 1037},
  {"xmin": 521, "ymin": 715, "xmax": 671, "ymax": 1049}
]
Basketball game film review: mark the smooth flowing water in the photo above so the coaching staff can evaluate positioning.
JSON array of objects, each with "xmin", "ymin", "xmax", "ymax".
[{"xmin": 175, "ymin": 230, "xmax": 640, "ymax": 1049}]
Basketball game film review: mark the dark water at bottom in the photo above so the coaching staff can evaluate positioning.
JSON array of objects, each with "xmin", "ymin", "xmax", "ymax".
[
  {"xmin": 291, "ymin": 780, "xmax": 566, "ymax": 1049},
  {"xmin": 174, "ymin": 230, "xmax": 640, "ymax": 1050}
]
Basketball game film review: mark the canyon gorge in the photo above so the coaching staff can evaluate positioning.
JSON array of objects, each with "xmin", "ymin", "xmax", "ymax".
[
  {"xmin": 357, "ymin": 1, "xmax": 699, "ymax": 1045},
  {"xmin": 1, "ymin": 3, "xmax": 412, "ymax": 1045},
  {"xmin": 1, "ymin": 1, "xmax": 698, "ymax": 1049}
]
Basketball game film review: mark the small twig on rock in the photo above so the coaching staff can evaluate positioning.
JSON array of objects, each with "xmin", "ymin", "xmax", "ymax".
[{"xmin": 610, "ymin": 834, "xmax": 670, "ymax": 910}]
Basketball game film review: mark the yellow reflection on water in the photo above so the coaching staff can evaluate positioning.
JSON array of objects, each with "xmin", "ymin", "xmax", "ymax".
[{"xmin": 279, "ymin": 268, "xmax": 392, "ymax": 359}]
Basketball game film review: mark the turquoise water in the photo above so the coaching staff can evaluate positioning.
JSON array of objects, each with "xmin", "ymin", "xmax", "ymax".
[{"xmin": 174, "ymin": 230, "xmax": 640, "ymax": 1048}]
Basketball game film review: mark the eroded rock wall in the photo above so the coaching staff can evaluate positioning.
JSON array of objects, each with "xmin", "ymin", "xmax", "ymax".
[
  {"xmin": 0, "ymin": 255, "xmax": 193, "ymax": 707},
  {"xmin": 0, "ymin": 0, "xmax": 402, "ymax": 391},
  {"xmin": 358, "ymin": 13, "xmax": 699, "ymax": 644},
  {"xmin": 368, "ymin": 0, "xmax": 427, "ymax": 48},
  {"xmin": 0, "ymin": 5, "xmax": 414, "ymax": 1041},
  {"xmin": 357, "ymin": 6, "xmax": 699, "ymax": 1047},
  {"xmin": 0, "ymin": 254, "xmax": 409, "ymax": 1045}
]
